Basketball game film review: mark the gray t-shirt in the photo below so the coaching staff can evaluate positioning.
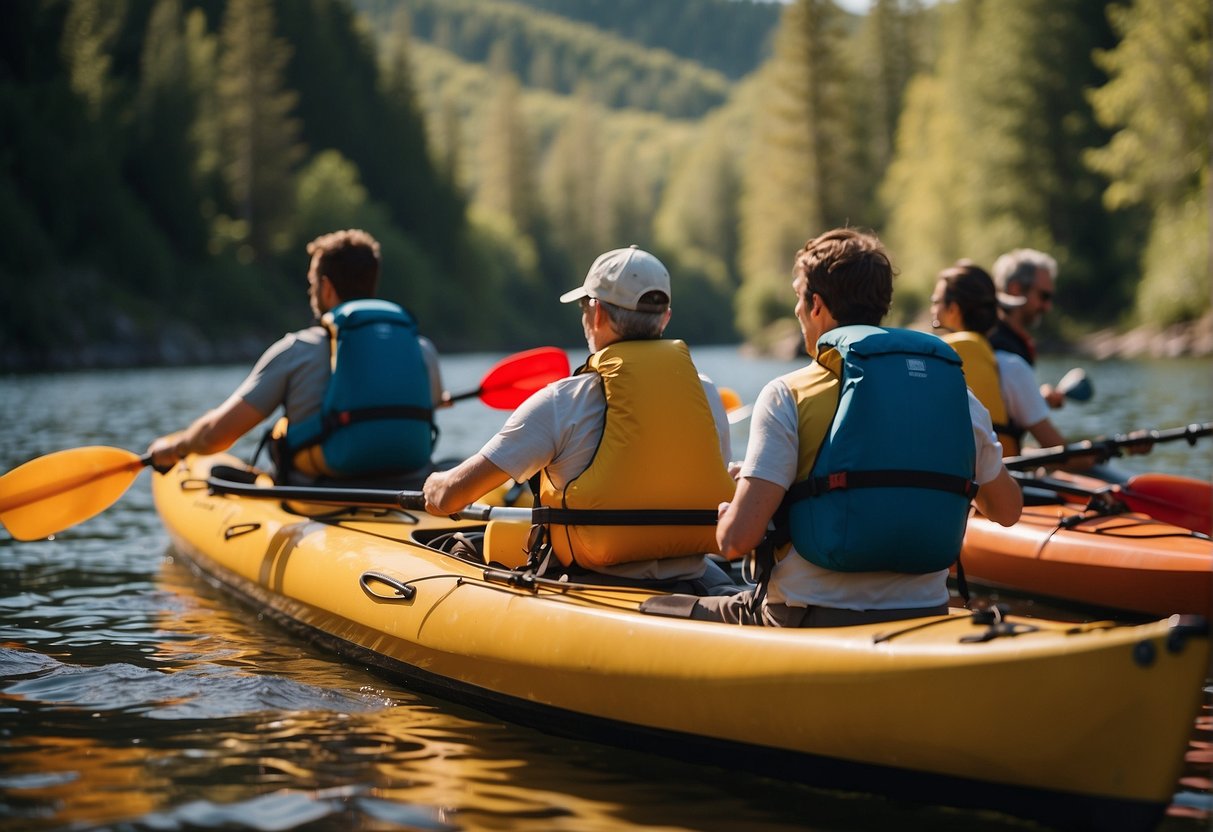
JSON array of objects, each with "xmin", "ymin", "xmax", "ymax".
[{"xmin": 479, "ymin": 368, "xmax": 731, "ymax": 581}]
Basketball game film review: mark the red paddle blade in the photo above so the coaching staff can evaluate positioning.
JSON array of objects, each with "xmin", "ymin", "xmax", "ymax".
[
  {"xmin": 479, "ymin": 346, "xmax": 570, "ymax": 409},
  {"xmin": 1122, "ymin": 473, "xmax": 1212, "ymax": 536}
]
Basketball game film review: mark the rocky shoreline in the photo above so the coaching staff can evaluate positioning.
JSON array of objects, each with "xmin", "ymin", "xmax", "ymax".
[
  {"xmin": 1076, "ymin": 313, "xmax": 1213, "ymax": 360},
  {"xmin": 4, "ymin": 313, "xmax": 1211, "ymax": 375}
]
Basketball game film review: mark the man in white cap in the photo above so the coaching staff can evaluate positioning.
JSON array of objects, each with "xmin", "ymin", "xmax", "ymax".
[{"xmin": 423, "ymin": 245, "xmax": 738, "ymax": 592}]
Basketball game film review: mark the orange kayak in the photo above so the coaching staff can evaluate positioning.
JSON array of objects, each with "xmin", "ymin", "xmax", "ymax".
[{"xmin": 960, "ymin": 492, "xmax": 1213, "ymax": 617}]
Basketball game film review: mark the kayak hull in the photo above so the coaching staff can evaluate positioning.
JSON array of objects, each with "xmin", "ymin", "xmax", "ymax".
[
  {"xmin": 961, "ymin": 500, "xmax": 1213, "ymax": 617},
  {"xmin": 154, "ymin": 454, "xmax": 1211, "ymax": 832}
]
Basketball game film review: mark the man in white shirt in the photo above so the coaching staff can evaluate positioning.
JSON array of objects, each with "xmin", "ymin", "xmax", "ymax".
[
  {"xmin": 655, "ymin": 229, "xmax": 1022, "ymax": 627},
  {"xmin": 423, "ymin": 246, "xmax": 736, "ymax": 591}
]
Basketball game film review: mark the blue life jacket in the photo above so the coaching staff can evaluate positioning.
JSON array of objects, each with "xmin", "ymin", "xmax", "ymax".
[
  {"xmin": 784, "ymin": 325, "xmax": 977, "ymax": 573},
  {"xmin": 283, "ymin": 299, "xmax": 435, "ymax": 478}
]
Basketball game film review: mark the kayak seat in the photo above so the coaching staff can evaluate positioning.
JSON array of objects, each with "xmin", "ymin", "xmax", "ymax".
[{"xmin": 210, "ymin": 464, "xmax": 262, "ymax": 485}]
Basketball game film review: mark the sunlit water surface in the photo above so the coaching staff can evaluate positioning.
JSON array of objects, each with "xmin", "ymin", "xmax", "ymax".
[{"xmin": 1, "ymin": 347, "xmax": 1210, "ymax": 831}]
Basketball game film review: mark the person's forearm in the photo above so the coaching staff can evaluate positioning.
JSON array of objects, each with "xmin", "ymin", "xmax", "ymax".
[{"xmin": 423, "ymin": 454, "xmax": 509, "ymax": 516}]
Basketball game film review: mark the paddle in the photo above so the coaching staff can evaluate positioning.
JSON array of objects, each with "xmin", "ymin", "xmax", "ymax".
[
  {"xmin": 0, "ymin": 446, "xmax": 151, "ymax": 541},
  {"xmin": 1120, "ymin": 473, "xmax": 1212, "ymax": 535},
  {"xmin": 0, "ymin": 348, "xmax": 571, "ymax": 542},
  {"xmin": 448, "ymin": 346, "xmax": 570, "ymax": 408},
  {"xmin": 1009, "ymin": 470, "xmax": 1212, "ymax": 535},
  {"xmin": 1003, "ymin": 421, "xmax": 1213, "ymax": 471},
  {"xmin": 204, "ymin": 475, "xmax": 531, "ymax": 522},
  {"xmin": 1054, "ymin": 367, "xmax": 1092, "ymax": 402}
]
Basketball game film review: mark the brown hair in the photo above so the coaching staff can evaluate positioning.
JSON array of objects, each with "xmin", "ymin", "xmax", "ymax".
[
  {"xmin": 793, "ymin": 228, "xmax": 892, "ymax": 326},
  {"xmin": 938, "ymin": 260, "xmax": 999, "ymax": 334},
  {"xmin": 307, "ymin": 229, "xmax": 381, "ymax": 300}
]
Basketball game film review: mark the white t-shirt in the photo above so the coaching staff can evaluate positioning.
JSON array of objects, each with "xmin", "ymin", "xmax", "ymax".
[
  {"xmin": 743, "ymin": 380, "xmax": 1005, "ymax": 610},
  {"xmin": 480, "ymin": 364, "xmax": 732, "ymax": 581},
  {"xmin": 995, "ymin": 350, "xmax": 1050, "ymax": 432}
]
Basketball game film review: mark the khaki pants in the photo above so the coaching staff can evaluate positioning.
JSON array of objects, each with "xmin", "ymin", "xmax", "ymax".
[{"xmin": 672, "ymin": 589, "xmax": 949, "ymax": 628}]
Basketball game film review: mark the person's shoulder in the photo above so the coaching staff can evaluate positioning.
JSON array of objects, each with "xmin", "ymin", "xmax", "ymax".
[
  {"xmin": 286, "ymin": 324, "xmax": 327, "ymax": 346},
  {"xmin": 255, "ymin": 324, "xmax": 325, "ymax": 361},
  {"xmin": 552, "ymin": 371, "xmax": 600, "ymax": 395},
  {"xmin": 994, "ymin": 349, "xmax": 1032, "ymax": 374}
]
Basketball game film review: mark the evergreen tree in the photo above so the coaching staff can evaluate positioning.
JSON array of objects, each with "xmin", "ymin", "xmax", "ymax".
[
  {"xmin": 880, "ymin": 0, "xmax": 982, "ymax": 313},
  {"xmin": 1086, "ymin": 0, "xmax": 1211, "ymax": 325},
  {"xmin": 850, "ymin": 0, "xmax": 928, "ymax": 226},
  {"xmin": 736, "ymin": 0, "xmax": 852, "ymax": 340},
  {"xmin": 130, "ymin": 0, "xmax": 210, "ymax": 261},
  {"xmin": 882, "ymin": 0, "xmax": 1122, "ymax": 322},
  {"xmin": 60, "ymin": 0, "xmax": 126, "ymax": 123},
  {"xmin": 477, "ymin": 73, "xmax": 539, "ymax": 236},
  {"xmin": 542, "ymin": 92, "xmax": 604, "ymax": 273},
  {"xmin": 955, "ymin": 0, "xmax": 1120, "ymax": 317},
  {"xmin": 183, "ymin": 8, "xmax": 223, "ymax": 245},
  {"xmin": 654, "ymin": 114, "xmax": 742, "ymax": 287},
  {"xmin": 216, "ymin": 0, "xmax": 303, "ymax": 261},
  {"xmin": 374, "ymin": 5, "xmax": 466, "ymax": 266}
]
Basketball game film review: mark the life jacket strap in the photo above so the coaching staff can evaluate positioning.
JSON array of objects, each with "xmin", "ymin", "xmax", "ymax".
[
  {"xmin": 533, "ymin": 507, "xmax": 720, "ymax": 526},
  {"xmin": 786, "ymin": 469, "xmax": 979, "ymax": 501},
  {"xmin": 323, "ymin": 405, "xmax": 434, "ymax": 430},
  {"xmin": 283, "ymin": 406, "xmax": 437, "ymax": 456}
]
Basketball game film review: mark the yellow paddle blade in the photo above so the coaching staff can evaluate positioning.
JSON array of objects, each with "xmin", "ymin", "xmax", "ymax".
[{"xmin": 0, "ymin": 446, "xmax": 146, "ymax": 541}]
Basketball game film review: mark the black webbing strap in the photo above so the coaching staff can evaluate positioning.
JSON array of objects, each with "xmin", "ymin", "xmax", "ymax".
[
  {"xmin": 324, "ymin": 405, "xmax": 434, "ymax": 430},
  {"xmin": 532, "ymin": 507, "xmax": 720, "ymax": 526},
  {"xmin": 285, "ymin": 405, "xmax": 438, "ymax": 456},
  {"xmin": 786, "ymin": 469, "xmax": 979, "ymax": 501}
]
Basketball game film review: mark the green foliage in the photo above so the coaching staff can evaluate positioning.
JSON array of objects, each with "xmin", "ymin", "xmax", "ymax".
[
  {"xmin": 1085, "ymin": 0, "xmax": 1210, "ymax": 325},
  {"xmin": 216, "ymin": 0, "xmax": 304, "ymax": 259},
  {"xmin": 881, "ymin": 0, "xmax": 1128, "ymax": 326},
  {"xmin": 356, "ymin": 0, "xmax": 732, "ymax": 118},
  {"xmin": 736, "ymin": 0, "xmax": 854, "ymax": 339},
  {"xmin": 848, "ymin": 0, "xmax": 932, "ymax": 227},
  {"xmin": 2, "ymin": 0, "xmax": 1209, "ymax": 371},
  {"xmin": 506, "ymin": 0, "xmax": 780, "ymax": 80},
  {"xmin": 1135, "ymin": 198, "xmax": 1210, "ymax": 324}
]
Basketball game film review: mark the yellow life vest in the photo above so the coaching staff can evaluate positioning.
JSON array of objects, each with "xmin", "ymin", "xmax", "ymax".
[
  {"xmin": 539, "ymin": 339, "xmax": 736, "ymax": 569},
  {"xmin": 784, "ymin": 356, "xmax": 843, "ymax": 484},
  {"xmin": 941, "ymin": 331, "xmax": 1018, "ymax": 455}
]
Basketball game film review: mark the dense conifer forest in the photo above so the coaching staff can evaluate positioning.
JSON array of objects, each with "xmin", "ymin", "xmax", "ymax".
[{"xmin": 2, "ymin": 0, "xmax": 1207, "ymax": 371}]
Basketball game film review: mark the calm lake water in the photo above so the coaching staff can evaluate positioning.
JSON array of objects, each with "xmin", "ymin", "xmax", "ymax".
[{"xmin": 1, "ymin": 345, "xmax": 1210, "ymax": 831}]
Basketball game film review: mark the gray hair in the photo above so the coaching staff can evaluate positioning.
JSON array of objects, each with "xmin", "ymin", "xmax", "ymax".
[
  {"xmin": 600, "ymin": 298, "xmax": 666, "ymax": 340},
  {"xmin": 992, "ymin": 248, "xmax": 1057, "ymax": 294}
]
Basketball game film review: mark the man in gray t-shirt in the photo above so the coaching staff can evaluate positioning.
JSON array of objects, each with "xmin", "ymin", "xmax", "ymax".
[{"xmin": 148, "ymin": 229, "xmax": 445, "ymax": 477}]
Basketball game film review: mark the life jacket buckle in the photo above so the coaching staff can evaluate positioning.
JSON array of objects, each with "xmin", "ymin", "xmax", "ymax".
[{"xmin": 828, "ymin": 472, "xmax": 848, "ymax": 490}]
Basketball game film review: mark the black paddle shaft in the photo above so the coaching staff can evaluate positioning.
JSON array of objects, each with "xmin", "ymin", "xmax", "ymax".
[{"xmin": 1003, "ymin": 422, "xmax": 1212, "ymax": 471}]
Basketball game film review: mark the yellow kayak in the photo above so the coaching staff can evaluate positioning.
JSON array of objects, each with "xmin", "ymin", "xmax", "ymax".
[{"xmin": 153, "ymin": 453, "xmax": 1211, "ymax": 832}]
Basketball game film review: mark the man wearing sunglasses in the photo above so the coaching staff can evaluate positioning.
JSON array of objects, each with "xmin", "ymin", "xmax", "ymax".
[{"xmin": 990, "ymin": 248, "xmax": 1065, "ymax": 408}]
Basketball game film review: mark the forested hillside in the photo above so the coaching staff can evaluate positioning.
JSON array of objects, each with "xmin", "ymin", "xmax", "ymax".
[
  {"xmin": 2, "ymin": 0, "xmax": 1207, "ymax": 372},
  {"xmin": 465, "ymin": 0, "xmax": 780, "ymax": 80}
]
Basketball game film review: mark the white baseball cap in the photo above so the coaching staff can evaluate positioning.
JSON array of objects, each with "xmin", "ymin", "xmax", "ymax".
[{"xmin": 559, "ymin": 245, "xmax": 671, "ymax": 312}]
